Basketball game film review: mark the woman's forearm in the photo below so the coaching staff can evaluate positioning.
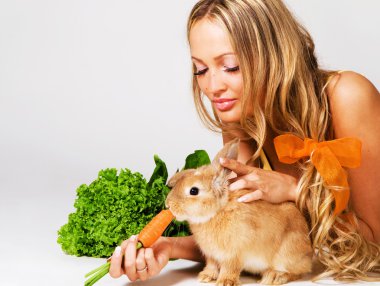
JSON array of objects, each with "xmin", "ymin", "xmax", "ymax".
[{"xmin": 168, "ymin": 235, "xmax": 204, "ymax": 262}]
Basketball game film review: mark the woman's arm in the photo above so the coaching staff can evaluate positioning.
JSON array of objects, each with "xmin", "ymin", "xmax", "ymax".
[
  {"xmin": 168, "ymin": 235, "xmax": 204, "ymax": 261},
  {"xmin": 327, "ymin": 71, "xmax": 380, "ymax": 243}
]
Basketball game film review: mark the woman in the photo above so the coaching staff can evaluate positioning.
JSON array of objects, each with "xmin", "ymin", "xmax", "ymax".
[{"xmin": 110, "ymin": 0, "xmax": 380, "ymax": 282}]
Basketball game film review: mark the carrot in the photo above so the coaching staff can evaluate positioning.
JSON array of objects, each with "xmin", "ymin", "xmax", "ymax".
[
  {"xmin": 137, "ymin": 209, "xmax": 174, "ymax": 248},
  {"xmin": 84, "ymin": 209, "xmax": 175, "ymax": 286}
]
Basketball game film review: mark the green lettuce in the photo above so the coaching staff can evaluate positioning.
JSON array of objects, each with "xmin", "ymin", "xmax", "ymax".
[{"xmin": 183, "ymin": 150, "xmax": 211, "ymax": 170}]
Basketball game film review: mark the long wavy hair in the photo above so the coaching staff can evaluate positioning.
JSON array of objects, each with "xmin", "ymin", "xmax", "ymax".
[{"xmin": 187, "ymin": 0, "xmax": 380, "ymax": 281}]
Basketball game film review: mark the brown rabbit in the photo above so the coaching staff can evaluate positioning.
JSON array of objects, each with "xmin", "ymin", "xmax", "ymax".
[{"xmin": 165, "ymin": 139, "xmax": 313, "ymax": 286}]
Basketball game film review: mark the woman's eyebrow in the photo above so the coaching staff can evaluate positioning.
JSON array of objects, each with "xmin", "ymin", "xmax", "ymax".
[{"xmin": 191, "ymin": 52, "xmax": 236, "ymax": 62}]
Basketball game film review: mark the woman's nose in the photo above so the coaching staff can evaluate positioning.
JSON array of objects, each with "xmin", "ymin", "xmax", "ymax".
[{"xmin": 206, "ymin": 70, "xmax": 226, "ymax": 95}]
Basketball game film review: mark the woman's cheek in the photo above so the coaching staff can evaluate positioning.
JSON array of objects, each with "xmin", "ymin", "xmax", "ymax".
[
  {"xmin": 197, "ymin": 78, "xmax": 211, "ymax": 99},
  {"xmin": 229, "ymin": 75, "xmax": 243, "ymax": 97}
]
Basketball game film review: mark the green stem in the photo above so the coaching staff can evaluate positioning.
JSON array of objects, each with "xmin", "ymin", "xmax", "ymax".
[
  {"xmin": 85, "ymin": 261, "xmax": 110, "ymax": 278},
  {"xmin": 84, "ymin": 241, "xmax": 144, "ymax": 286},
  {"xmin": 84, "ymin": 262, "xmax": 110, "ymax": 286},
  {"xmin": 85, "ymin": 266, "xmax": 110, "ymax": 286}
]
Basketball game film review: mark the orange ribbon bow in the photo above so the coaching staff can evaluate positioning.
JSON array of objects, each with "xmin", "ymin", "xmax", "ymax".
[{"xmin": 274, "ymin": 134, "xmax": 362, "ymax": 215}]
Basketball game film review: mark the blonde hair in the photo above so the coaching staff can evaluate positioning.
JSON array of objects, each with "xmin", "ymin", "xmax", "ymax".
[{"xmin": 187, "ymin": 0, "xmax": 380, "ymax": 281}]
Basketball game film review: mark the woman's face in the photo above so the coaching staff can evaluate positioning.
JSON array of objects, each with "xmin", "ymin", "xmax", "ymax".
[{"xmin": 189, "ymin": 18, "xmax": 243, "ymax": 123}]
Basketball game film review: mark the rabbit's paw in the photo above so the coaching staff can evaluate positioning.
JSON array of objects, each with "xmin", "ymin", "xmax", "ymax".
[
  {"xmin": 215, "ymin": 277, "xmax": 241, "ymax": 286},
  {"xmin": 260, "ymin": 269, "xmax": 299, "ymax": 285},
  {"xmin": 198, "ymin": 269, "xmax": 219, "ymax": 283}
]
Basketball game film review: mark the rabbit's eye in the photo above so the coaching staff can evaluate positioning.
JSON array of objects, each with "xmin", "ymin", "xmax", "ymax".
[{"xmin": 190, "ymin": 187, "xmax": 199, "ymax": 196}]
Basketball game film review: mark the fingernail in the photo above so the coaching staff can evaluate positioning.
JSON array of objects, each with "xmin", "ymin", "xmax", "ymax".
[
  {"xmin": 219, "ymin": 158, "xmax": 226, "ymax": 164},
  {"xmin": 114, "ymin": 246, "xmax": 121, "ymax": 257},
  {"xmin": 237, "ymin": 196, "xmax": 248, "ymax": 203},
  {"xmin": 130, "ymin": 235, "xmax": 137, "ymax": 241}
]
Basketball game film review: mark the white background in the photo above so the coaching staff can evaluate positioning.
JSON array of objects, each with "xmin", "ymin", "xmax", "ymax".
[{"xmin": 0, "ymin": 1, "xmax": 379, "ymax": 285}]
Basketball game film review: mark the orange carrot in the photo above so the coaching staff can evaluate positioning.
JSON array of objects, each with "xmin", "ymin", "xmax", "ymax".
[{"xmin": 137, "ymin": 209, "xmax": 175, "ymax": 248}]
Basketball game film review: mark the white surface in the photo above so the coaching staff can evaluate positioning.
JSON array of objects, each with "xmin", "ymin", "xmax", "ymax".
[{"xmin": 0, "ymin": 1, "xmax": 379, "ymax": 286}]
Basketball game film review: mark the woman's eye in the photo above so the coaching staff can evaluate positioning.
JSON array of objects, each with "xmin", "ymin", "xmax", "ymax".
[
  {"xmin": 225, "ymin": 66, "xmax": 239, "ymax": 72},
  {"xmin": 193, "ymin": 68, "xmax": 208, "ymax": 76},
  {"xmin": 193, "ymin": 66, "xmax": 239, "ymax": 76}
]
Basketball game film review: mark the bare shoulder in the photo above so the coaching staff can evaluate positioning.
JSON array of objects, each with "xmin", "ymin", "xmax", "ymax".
[
  {"xmin": 326, "ymin": 71, "xmax": 380, "ymax": 138},
  {"xmin": 327, "ymin": 71, "xmax": 379, "ymax": 109}
]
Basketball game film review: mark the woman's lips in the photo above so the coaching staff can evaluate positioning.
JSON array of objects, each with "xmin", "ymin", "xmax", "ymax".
[{"xmin": 212, "ymin": 98, "xmax": 238, "ymax": 111}]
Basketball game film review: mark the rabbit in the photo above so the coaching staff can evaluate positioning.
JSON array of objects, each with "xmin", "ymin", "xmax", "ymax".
[{"xmin": 165, "ymin": 139, "xmax": 313, "ymax": 286}]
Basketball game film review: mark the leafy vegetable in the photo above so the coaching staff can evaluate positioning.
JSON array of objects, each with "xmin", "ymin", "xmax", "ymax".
[
  {"xmin": 183, "ymin": 150, "xmax": 211, "ymax": 170},
  {"xmin": 58, "ymin": 151, "xmax": 210, "ymax": 258},
  {"xmin": 57, "ymin": 168, "xmax": 168, "ymax": 257},
  {"xmin": 148, "ymin": 154, "xmax": 168, "ymax": 187}
]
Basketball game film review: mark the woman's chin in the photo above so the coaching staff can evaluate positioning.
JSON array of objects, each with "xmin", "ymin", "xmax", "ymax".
[
  {"xmin": 213, "ymin": 102, "xmax": 241, "ymax": 122},
  {"xmin": 217, "ymin": 112, "xmax": 241, "ymax": 123}
]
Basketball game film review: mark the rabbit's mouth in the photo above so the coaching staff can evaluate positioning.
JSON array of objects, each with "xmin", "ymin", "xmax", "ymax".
[
  {"xmin": 167, "ymin": 206, "xmax": 211, "ymax": 224},
  {"xmin": 170, "ymin": 210, "xmax": 214, "ymax": 224},
  {"xmin": 172, "ymin": 214, "xmax": 187, "ymax": 222},
  {"xmin": 167, "ymin": 207, "xmax": 187, "ymax": 222}
]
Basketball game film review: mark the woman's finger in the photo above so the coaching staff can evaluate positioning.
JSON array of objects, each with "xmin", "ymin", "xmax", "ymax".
[
  {"xmin": 109, "ymin": 246, "xmax": 123, "ymax": 278},
  {"xmin": 145, "ymin": 248, "xmax": 160, "ymax": 277},
  {"xmin": 229, "ymin": 179, "xmax": 249, "ymax": 191},
  {"xmin": 237, "ymin": 190, "xmax": 264, "ymax": 202},
  {"xmin": 219, "ymin": 158, "xmax": 252, "ymax": 175},
  {"xmin": 156, "ymin": 245, "xmax": 171, "ymax": 268},
  {"xmin": 229, "ymin": 173, "xmax": 261, "ymax": 191},
  {"xmin": 228, "ymin": 170, "xmax": 261, "ymax": 185},
  {"xmin": 136, "ymin": 248, "xmax": 149, "ymax": 281},
  {"xmin": 124, "ymin": 235, "xmax": 138, "ymax": 282}
]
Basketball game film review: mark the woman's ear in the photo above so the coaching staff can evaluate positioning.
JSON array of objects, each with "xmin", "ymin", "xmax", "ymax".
[{"xmin": 167, "ymin": 169, "xmax": 195, "ymax": 188}]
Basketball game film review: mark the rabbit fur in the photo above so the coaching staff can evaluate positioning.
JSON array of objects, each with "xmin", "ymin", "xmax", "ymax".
[{"xmin": 165, "ymin": 139, "xmax": 313, "ymax": 285}]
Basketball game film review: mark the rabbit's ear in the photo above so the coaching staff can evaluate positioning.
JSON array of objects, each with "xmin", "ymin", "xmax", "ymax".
[
  {"xmin": 167, "ymin": 169, "xmax": 195, "ymax": 188},
  {"xmin": 212, "ymin": 138, "xmax": 239, "ymax": 191},
  {"xmin": 212, "ymin": 138, "xmax": 239, "ymax": 170}
]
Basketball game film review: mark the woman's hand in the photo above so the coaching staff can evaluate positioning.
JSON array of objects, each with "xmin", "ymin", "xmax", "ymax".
[
  {"xmin": 220, "ymin": 158, "xmax": 298, "ymax": 203},
  {"xmin": 109, "ymin": 235, "xmax": 172, "ymax": 282}
]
